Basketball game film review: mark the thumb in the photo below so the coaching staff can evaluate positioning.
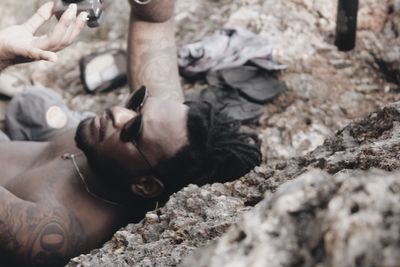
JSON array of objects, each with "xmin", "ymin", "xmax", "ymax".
[{"xmin": 30, "ymin": 48, "xmax": 58, "ymax": 62}]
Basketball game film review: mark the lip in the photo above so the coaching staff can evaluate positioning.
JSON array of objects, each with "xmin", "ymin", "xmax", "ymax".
[
  {"xmin": 92, "ymin": 116, "xmax": 100, "ymax": 139},
  {"xmin": 99, "ymin": 113, "xmax": 108, "ymax": 142}
]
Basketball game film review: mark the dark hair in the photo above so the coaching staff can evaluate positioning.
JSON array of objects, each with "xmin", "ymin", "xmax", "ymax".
[{"xmin": 157, "ymin": 101, "xmax": 262, "ymax": 201}]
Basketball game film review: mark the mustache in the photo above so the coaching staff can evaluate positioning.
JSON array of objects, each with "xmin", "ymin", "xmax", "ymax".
[
  {"xmin": 99, "ymin": 108, "xmax": 113, "ymax": 142},
  {"xmin": 105, "ymin": 108, "xmax": 113, "ymax": 122},
  {"xmin": 74, "ymin": 117, "xmax": 94, "ymax": 152}
]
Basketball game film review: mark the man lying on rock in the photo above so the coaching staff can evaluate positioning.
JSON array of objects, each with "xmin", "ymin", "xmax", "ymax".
[{"xmin": 0, "ymin": 1, "xmax": 261, "ymax": 266}]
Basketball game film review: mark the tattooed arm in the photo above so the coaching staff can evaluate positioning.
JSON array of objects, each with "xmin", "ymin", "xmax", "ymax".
[
  {"xmin": 128, "ymin": 0, "xmax": 184, "ymax": 102},
  {"xmin": 0, "ymin": 187, "xmax": 87, "ymax": 267}
]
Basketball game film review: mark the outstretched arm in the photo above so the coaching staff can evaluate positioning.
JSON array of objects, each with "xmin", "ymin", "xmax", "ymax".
[
  {"xmin": 128, "ymin": 0, "xmax": 183, "ymax": 102},
  {"xmin": 0, "ymin": 1, "xmax": 87, "ymax": 72},
  {"xmin": 0, "ymin": 186, "xmax": 87, "ymax": 267}
]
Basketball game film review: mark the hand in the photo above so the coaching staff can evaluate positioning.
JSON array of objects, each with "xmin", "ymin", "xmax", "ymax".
[{"xmin": 0, "ymin": 1, "xmax": 88, "ymax": 64}]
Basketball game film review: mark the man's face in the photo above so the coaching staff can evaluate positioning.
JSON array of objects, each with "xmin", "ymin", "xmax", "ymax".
[{"xmin": 75, "ymin": 93, "xmax": 189, "ymax": 183}]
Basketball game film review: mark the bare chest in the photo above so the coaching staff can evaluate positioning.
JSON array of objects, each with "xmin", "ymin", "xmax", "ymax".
[
  {"xmin": 3, "ymin": 160, "xmax": 125, "ymax": 247},
  {"xmin": 3, "ymin": 157, "xmax": 77, "ymax": 204}
]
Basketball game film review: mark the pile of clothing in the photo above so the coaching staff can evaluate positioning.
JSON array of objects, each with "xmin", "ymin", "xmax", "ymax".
[{"xmin": 179, "ymin": 27, "xmax": 287, "ymax": 122}]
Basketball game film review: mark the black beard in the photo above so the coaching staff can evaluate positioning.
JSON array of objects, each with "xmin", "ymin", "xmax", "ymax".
[
  {"xmin": 74, "ymin": 117, "xmax": 159, "ymax": 205},
  {"xmin": 75, "ymin": 117, "xmax": 130, "ymax": 189},
  {"xmin": 75, "ymin": 117, "xmax": 94, "ymax": 153}
]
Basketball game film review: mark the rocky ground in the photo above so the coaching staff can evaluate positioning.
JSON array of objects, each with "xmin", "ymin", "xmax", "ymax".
[
  {"xmin": 68, "ymin": 98, "xmax": 400, "ymax": 267},
  {"xmin": 1, "ymin": 0, "xmax": 400, "ymax": 266},
  {"xmin": 180, "ymin": 103, "xmax": 400, "ymax": 267}
]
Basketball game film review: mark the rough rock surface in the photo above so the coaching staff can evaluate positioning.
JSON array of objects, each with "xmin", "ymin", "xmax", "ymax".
[{"xmin": 181, "ymin": 169, "xmax": 400, "ymax": 267}]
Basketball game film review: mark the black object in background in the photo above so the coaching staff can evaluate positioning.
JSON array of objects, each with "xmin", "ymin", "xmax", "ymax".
[
  {"xmin": 335, "ymin": 0, "xmax": 359, "ymax": 51},
  {"xmin": 54, "ymin": 0, "xmax": 105, "ymax": 28}
]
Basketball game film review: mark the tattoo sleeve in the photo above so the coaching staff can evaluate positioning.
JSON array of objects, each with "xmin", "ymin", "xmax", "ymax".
[{"xmin": 0, "ymin": 187, "xmax": 87, "ymax": 267}]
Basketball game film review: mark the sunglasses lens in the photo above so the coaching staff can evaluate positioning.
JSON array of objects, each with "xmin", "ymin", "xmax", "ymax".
[
  {"xmin": 126, "ymin": 86, "xmax": 147, "ymax": 111},
  {"xmin": 120, "ymin": 116, "xmax": 143, "ymax": 143}
]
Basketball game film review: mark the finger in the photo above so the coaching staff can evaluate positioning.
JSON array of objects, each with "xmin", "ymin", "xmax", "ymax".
[
  {"xmin": 67, "ymin": 12, "xmax": 88, "ymax": 43},
  {"xmin": 52, "ymin": 10, "xmax": 86, "ymax": 50},
  {"xmin": 31, "ymin": 34, "xmax": 50, "ymax": 49},
  {"xmin": 57, "ymin": 3, "xmax": 78, "ymax": 30},
  {"xmin": 42, "ymin": 51, "xmax": 58, "ymax": 62},
  {"xmin": 23, "ymin": 1, "xmax": 54, "ymax": 34},
  {"xmin": 37, "ymin": 4, "xmax": 77, "ymax": 51},
  {"xmin": 27, "ymin": 47, "xmax": 58, "ymax": 62},
  {"xmin": 59, "ymin": 22, "xmax": 76, "ymax": 49},
  {"xmin": 36, "ymin": 34, "xmax": 49, "ymax": 41},
  {"xmin": 57, "ymin": 14, "xmax": 80, "ymax": 50},
  {"xmin": 20, "ymin": 48, "xmax": 57, "ymax": 62},
  {"xmin": 47, "ymin": 3, "xmax": 78, "ymax": 50}
]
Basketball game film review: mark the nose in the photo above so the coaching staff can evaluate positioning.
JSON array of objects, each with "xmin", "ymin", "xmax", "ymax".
[{"xmin": 111, "ymin": 106, "xmax": 137, "ymax": 128}]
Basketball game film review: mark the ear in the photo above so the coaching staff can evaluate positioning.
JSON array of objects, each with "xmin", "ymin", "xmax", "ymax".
[{"xmin": 130, "ymin": 176, "xmax": 164, "ymax": 198}]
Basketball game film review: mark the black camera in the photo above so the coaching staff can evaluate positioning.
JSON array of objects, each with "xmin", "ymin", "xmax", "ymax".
[{"xmin": 54, "ymin": 0, "xmax": 104, "ymax": 28}]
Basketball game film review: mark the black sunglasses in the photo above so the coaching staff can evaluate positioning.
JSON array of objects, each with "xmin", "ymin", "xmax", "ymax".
[
  {"xmin": 126, "ymin": 85, "xmax": 149, "ymax": 112},
  {"xmin": 120, "ymin": 85, "xmax": 148, "ymax": 144},
  {"xmin": 120, "ymin": 86, "xmax": 156, "ymax": 172}
]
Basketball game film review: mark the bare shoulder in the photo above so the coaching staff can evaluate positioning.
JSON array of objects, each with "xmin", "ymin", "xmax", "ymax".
[
  {"xmin": 0, "ymin": 141, "xmax": 48, "ymax": 185},
  {"xmin": 0, "ymin": 186, "xmax": 87, "ymax": 267}
]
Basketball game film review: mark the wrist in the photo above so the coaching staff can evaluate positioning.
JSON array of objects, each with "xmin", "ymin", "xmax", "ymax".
[{"xmin": 130, "ymin": 0, "xmax": 175, "ymax": 23}]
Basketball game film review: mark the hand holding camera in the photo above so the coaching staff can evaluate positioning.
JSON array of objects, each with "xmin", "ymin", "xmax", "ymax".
[{"xmin": 0, "ymin": 1, "xmax": 87, "ymax": 64}]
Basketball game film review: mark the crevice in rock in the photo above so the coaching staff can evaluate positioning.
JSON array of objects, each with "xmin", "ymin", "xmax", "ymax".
[
  {"xmin": 350, "ymin": 203, "xmax": 360, "ymax": 214},
  {"xmin": 310, "ymin": 238, "xmax": 326, "ymax": 265},
  {"xmin": 373, "ymin": 57, "xmax": 400, "ymax": 84},
  {"xmin": 232, "ymin": 230, "xmax": 247, "ymax": 243},
  {"xmin": 244, "ymin": 197, "xmax": 264, "ymax": 207}
]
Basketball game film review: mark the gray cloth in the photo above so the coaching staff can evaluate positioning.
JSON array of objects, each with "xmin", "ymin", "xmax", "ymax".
[
  {"xmin": 178, "ymin": 27, "xmax": 286, "ymax": 77},
  {"xmin": 6, "ymin": 86, "xmax": 95, "ymax": 141},
  {"xmin": 0, "ymin": 129, "xmax": 10, "ymax": 142}
]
